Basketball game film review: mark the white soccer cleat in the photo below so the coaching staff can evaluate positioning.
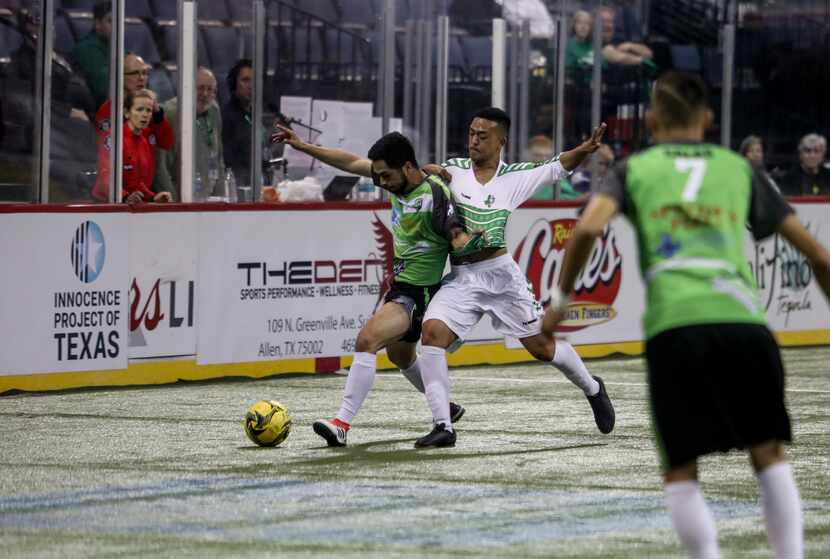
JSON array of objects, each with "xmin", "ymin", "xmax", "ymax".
[{"xmin": 312, "ymin": 419, "xmax": 348, "ymax": 447}]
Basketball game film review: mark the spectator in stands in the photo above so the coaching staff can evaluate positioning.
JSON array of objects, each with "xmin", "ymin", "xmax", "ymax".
[
  {"xmin": 154, "ymin": 67, "xmax": 225, "ymax": 201},
  {"xmin": 740, "ymin": 134, "xmax": 780, "ymax": 192},
  {"xmin": 93, "ymin": 89, "xmax": 173, "ymax": 203},
  {"xmin": 566, "ymin": 10, "xmax": 594, "ymax": 76},
  {"xmin": 525, "ymin": 135, "xmax": 580, "ymax": 200},
  {"xmin": 598, "ymin": 6, "xmax": 653, "ymax": 67},
  {"xmin": 72, "ymin": 2, "xmax": 111, "ymax": 108},
  {"xmin": 222, "ymin": 59, "xmax": 255, "ymax": 186},
  {"xmin": 92, "ymin": 53, "xmax": 151, "ymax": 198},
  {"xmin": 780, "ymin": 133, "xmax": 830, "ymax": 196}
]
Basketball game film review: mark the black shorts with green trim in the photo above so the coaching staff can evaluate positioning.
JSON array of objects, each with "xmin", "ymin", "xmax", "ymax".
[
  {"xmin": 384, "ymin": 281, "xmax": 441, "ymax": 343},
  {"xmin": 646, "ymin": 323, "xmax": 792, "ymax": 471}
]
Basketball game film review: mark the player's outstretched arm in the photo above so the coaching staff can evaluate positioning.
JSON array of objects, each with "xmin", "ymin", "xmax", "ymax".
[
  {"xmin": 777, "ymin": 214, "xmax": 830, "ymax": 304},
  {"xmin": 559, "ymin": 123, "xmax": 607, "ymax": 171},
  {"xmin": 271, "ymin": 124, "xmax": 372, "ymax": 177},
  {"xmin": 541, "ymin": 193, "xmax": 618, "ymax": 335}
]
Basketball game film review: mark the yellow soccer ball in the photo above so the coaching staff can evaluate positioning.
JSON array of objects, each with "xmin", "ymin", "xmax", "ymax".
[{"xmin": 244, "ymin": 400, "xmax": 292, "ymax": 447}]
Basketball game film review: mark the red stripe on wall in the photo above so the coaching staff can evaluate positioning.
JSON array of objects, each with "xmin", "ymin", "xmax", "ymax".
[{"xmin": 315, "ymin": 357, "xmax": 341, "ymax": 373}]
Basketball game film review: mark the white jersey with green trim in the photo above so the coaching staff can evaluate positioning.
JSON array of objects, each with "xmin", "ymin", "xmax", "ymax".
[{"xmin": 442, "ymin": 156, "xmax": 569, "ymax": 248}]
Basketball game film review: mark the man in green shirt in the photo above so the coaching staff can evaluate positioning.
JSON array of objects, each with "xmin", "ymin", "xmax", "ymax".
[
  {"xmin": 71, "ymin": 2, "xmax": 111, "ymax": 108},
  {"xmin": 544, "ymin": 72, "xmax": 830, "ymax": 559},
  {"xmin": 273, "ymin": 126, "xmax": 480, "ymax": 447},
  {"xmin": 154, "ymin": 67, "xmax": 225, "ymax": 201}
]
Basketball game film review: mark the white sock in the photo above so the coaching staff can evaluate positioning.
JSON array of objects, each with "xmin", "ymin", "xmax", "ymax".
[
  {"xmin": 552, "ymin": 340, "xmax": 599, "ymax": 396},
  {"xmin": 665, "ymin": 480, "xmax": 720, "ymax": 559},
  {"xmin": 758, "ymin": 462, "xmax": 803, "ymax": 559},
  {"xmin": 335, "ymin": 352, "xmax": 377, "ymax": 425},
  {"xmin": 400, "ymin": 357, "xmax": 425, "ymax": 394},
  {"xmin": 418, "ymin": 345, "xmax": 452, "ymax": 431}
]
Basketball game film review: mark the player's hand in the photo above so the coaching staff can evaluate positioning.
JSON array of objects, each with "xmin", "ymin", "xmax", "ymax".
[
  {"xmin": 124, "ymin": 191, "xmax": 144, "ymax": 204},
  {"xmin": 579, "ymin": 123, "xmax": 607, "ymax": 154},
  {"xmin": 153, "ymin": 191, "xmax": 172, "ymax": 203},
  {"xmin": 271, "ymin": 124, "xmax": 302, "ymax": 147},
  {"xmin": 422, "ymin": 163, "xmax": 452, "ymax": 183}
]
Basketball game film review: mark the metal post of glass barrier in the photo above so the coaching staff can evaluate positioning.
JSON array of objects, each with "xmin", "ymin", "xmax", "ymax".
[
  {"xmin": 178, "ymin": 0, "xmax": 197, "ymax": 203},
  {"xmin": 403, "ymin": 20, "xmax": 415, "ymax": 132},
  {"xmin": 554, "ymin": 15, "xmax": 566, "ymax": 154},
  {"xmin": 518, "ymin": 19, "xmax": 530, "ymax": 163},
  {"xmin": 508, "ymin": 25, "xmax": 519, "ymax": 162},
  {"xmin": 434, "ymin": 15, "xmax": 449, "ymax": 164},
  {"xmin": 420, "ymin": 21, "xmax": 433, "ymax": 161},
  {"xmin": 721, "ymin": 7, "xmax": 736, "ymax": 148},
  {"xmin": 492, "ymin": 18, "xmax": 506, "ymax": 109},
  {"xmin": 251, "ymin": 0, "xmax": 265, "ymax": 200},
  {"xmin": 108, "ymin": 0, "xmax": 125, "ymax": 203},
  {"xmin": 589, "ymin": 4, "xmax": 603, "ymax": 193},
  {"xmin": 34, "ymin": 0, "xmax": 55, "ymax": 202},
  {"xmin": 413, "ymin": 21, "xmax": 425, "ymax": 149},
  {"xmin": 381, "ymin": 0, "xmax": 396, "ymax": 135}
]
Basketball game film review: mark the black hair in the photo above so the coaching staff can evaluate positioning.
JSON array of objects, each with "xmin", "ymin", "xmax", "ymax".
[
  {"xmin": 472, "ymin": 107, "xmax": 511, "ymax": 134},
  {"xmin": 93, "ymin": 1, "xmax": 111, "ymax": 21},
  {"xmin": 367, "ymin": 132, "xmax": 418, "ymax": 169},
  {"xmin": 652, "ymin": 71, "xmax": 709, "ymax": 128},
  {"xmin": 227, "ymin": 59, "xmax": 253, "ymax": 95}
]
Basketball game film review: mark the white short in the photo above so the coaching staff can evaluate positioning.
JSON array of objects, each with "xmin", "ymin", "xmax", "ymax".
[{"xmin": 423, "ymin": 253, "xmax": 543, "ymax": 341}]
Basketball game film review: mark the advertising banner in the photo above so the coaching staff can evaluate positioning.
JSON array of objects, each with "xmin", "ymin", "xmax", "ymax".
[
  {"xmin": 503, "ymin": 208, "xmax": 645, "ymax": 347},
  {"xmin": 197, "ymin": 209, "xmax": 395, "ymax": 364},
  {"xmin": 128, "ymin": 213, "xmax": 198, "ymax": 359},
  {"xmin": 750, "ymin": 203, "xmax": 830, "ymax": 331},
  {"xmin": 0, "ymin": 214, "xmax": 129, "ymax": 374}
]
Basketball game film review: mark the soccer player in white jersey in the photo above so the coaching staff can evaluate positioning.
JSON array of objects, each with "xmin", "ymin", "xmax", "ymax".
[{"xmin": 413, "ymin": 107, "xmax": 614, "ymax": 447}]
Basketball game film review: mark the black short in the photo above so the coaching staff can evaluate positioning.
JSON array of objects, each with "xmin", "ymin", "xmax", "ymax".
[
  {"xmin": 646, "ymin": 323, "xmax": 792, "ymax": 471},
  {"xmin": 384, "ymin": 281, "xmax": 441, "ymax": 343}
]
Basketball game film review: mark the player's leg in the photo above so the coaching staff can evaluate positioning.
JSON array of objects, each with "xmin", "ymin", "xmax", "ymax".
[
  {"xmin": 416, "ymin": 277, "xmax": 483, "ymax": 447},
  {"xmin": 520, "ymin": 333, "xmax": 613, "ymax": 433},
  {"xmin": 749, "ymin": 441, "xmax": 802, "ymax": 559},
  {"xmin": 387, "ymin": 340, "xmax": 466, "ymax": 423},
  {"xmin": 313, "ymin": 301, "xmax": 410, "ymax": 447},
  {"xmin": 663, "ymin": 462, "xmax": 720, "ymax": 559}
]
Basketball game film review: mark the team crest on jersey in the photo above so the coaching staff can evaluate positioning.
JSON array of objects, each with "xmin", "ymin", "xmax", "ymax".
[
  {"xmin": 104, "ymin": 135, "xmax": 111, "ymax": 151},
  {"xmin": 400, "ymin": 197, "xmax": 423, "ymax": 214},
  {"xmin": 98, "ymin": 119, "xmax": 110, "ymax": 133},
  {"xmin": 656, "ymin": 234, "xmax": 682, "ymax": 258},
  {"xmin": 484, "ymin": 194, "xmax": 495, "ymax": 207},
  {"xmin": 149, "ymin": 134, "xmax": 157, "ymax": 146}
]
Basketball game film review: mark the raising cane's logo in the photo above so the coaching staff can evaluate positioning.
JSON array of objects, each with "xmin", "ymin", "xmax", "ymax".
[{"xmin": 514, "ymin": 218, "xmax": 623, "ymax": 332}]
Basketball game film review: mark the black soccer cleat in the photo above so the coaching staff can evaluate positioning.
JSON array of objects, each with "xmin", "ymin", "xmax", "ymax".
[
  {"xmin": 587, "ymin": 375, "xmax": 615, "ymax": 434},
  {"xmin": 449, "ymin": 401, "xmax": 466, "ymax": 423},
  {"xmin": 414, "ymin": 423, "xmax": 457, "ymax": 448},
  {"xmin": 312, "ymin": 419, "xmax": 348, "ymax": 447}
]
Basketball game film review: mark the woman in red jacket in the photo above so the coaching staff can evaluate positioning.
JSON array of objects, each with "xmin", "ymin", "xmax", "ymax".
[{"xmin": 93, "ymin": 89, "xmax": 174, "ymax": 202}]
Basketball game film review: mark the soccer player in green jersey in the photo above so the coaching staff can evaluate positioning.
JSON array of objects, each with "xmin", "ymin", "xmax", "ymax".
[
  {"xmin": 273, "ymin": 126, "xmax": 479, "ymax": 447},
  {"xmin": 543, "ymin": 72, "xmax": 830, "ymax": 558}
]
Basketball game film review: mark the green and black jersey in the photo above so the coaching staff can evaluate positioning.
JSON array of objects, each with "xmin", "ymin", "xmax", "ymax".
[
  {"xmin": 598, "ymin": 142, "xmax": 794, "ymax": 339},
  {"xmin": 390, "ymin": 175, "xmax": 464, "ymax": 285}
]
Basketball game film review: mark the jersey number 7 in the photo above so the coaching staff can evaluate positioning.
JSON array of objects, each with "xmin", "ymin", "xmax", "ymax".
[{"xmin": 675, "ymin": 158, "xmax": 707, "ymax": 202}]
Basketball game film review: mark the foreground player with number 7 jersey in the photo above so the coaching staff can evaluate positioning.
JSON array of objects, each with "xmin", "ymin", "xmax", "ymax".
[{"xmin": 543, "ymin": 72, "xmax": 830, "ymax": 559}]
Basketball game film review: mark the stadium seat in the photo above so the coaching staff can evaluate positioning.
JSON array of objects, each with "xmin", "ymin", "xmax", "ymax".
[
  {"xmin": 53, "ymin": 12, "xmax": 77, "ymax": 55},
  {"xmin": 60, "ymin": 0, "xmax": 96, "ymax": 14},
  {"xmin": 339, "ymin": 0, "xmax": 377, "ymax": 28},
  {"xmin": 125, "ymin": 0, "xmax": 153, "ymax": 19},
  {"xmin": 670, "ymin": 44, "xmax": 702, "ymax": 73},
  {"xmin": 151, "ymin": 0, "xmax": 177, "ymax": 21},
  {"xmin": 201, "ymin": 26, "xmax": 243, "ymax": 75},
  {"xmin": 125, "ymin": 20, "xmax": 161, "ymax": 64},
  {"xmin": 0, "ymin": 21, "xmax": 24, "ymax": 58},
  {"xmin": 161, "ymin": 24, "xmax": 211, "ymax": 68},
  {"xmin": 196, "ymin": 0, "xmax": 230, "ymax": 22},
  {"xmin": 147, "ymin": 65, "xmax": 176, "ymax": 102},
  {"xmin": 297, "ymin": 0, "xmax": 338, "ymax": 24},
  {"xmin": 228, "ymin": 1, "xmax": 253, "ymax": 22}
]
